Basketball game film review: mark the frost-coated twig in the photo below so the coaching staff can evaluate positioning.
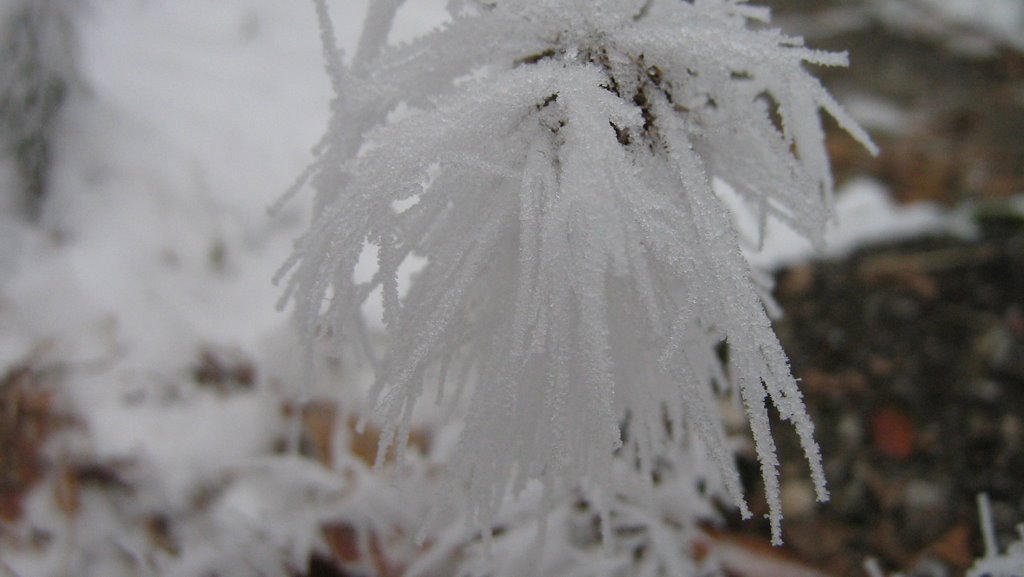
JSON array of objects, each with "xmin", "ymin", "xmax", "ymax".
[{"xmin": 968, "ymin": 493, "xmax": 1024, "ymax": 577}]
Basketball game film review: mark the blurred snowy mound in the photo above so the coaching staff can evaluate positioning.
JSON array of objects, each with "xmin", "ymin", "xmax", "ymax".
[{"xmin": 872, "ymin": 0, "xmax": 1024, "ymax": 55}]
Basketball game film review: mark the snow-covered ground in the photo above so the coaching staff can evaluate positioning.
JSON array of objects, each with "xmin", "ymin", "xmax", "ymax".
[
  {"xmin": 874, "ymin": 0, "xmax": 1024, "ymax": 54},
  {"xmin": 1, "ymin": 3, "xmax": 411, "ymax": 575},
  {"xmin": 0, "ymin": 2, "xmax": 993, "ymax": 576}
]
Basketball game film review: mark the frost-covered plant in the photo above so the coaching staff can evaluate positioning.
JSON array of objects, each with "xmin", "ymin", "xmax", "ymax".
[
  {"xmin": 0, "ymin": 0, "xmax": 78, "ymax": 215},
  {"xmin": 279, "ymin": 0, "xmax": 876, "ymax": 545},
  {"xmin": 404, "ymin": 437, "xmax": 729, "ymax": 577},
  {"xmin": 969, "ymin": 494, "xmax": 1024, "ymax": 577},
  {"xmin": 866, "ymin": 495, "xmax": 1024, "ymax": 577}
]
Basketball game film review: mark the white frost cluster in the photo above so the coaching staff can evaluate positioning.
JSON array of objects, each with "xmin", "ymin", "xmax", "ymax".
[{"xmin": 279, "ymin": 0, "xmax": 876, "ymax": 545}]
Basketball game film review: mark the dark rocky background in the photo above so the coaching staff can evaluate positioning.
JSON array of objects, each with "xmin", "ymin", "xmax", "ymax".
[{"xmin": 732, "ymin": 2, "xmax": 1024, "ymax": 575}]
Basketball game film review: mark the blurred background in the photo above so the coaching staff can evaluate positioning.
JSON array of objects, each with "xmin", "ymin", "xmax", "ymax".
[
  {"xmin": 1, "ymin": 1, "xmax": 1021, "ymax": 576},
  {"xmin": 736, "ymin": 1, "xmax": 1024, "ymax": 576}
]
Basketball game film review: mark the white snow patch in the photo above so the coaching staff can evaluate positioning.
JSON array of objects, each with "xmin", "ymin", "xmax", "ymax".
[{"xmin": 720, "ymin": 177, "xmax": 964, "ymax": 270}]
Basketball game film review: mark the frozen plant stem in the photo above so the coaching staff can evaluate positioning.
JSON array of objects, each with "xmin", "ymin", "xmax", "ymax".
[
  {"xmin": 278, "ymin": 0, "xmax": 876, "ymax": 547},
  {"xmin": 0, "ymin": 0, "xmax": 78, "ymax": 216},
  {"xmin": 980, "ymin": 493, "xmax": 1000, "ymax": 559},
  {"xmin": 967, "ymin": 493, "xmax": 1024, "ymax": 577}
]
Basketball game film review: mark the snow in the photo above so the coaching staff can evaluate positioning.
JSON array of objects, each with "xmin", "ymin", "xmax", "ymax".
[
  {"xmin": 27, "ymin": 0, "xmax": 330, "ymax": 375},
  {"xmin": 924, "ymin": 0, "xmax": 1024, "ymax": 43},
  {"xmin": 871, "ymin": 0, "xmax": 1024, "ymax": 55},
  {"xmin": 720, "ymin": 177, "xmax": 967, "ymax": 271},
  {"xmin": 0, "ymin": 1, "xmax": 988, "ymax": 576},
  {"xmin": 2, "ymin": 1, "xmax": 341, "ymax": 575}
]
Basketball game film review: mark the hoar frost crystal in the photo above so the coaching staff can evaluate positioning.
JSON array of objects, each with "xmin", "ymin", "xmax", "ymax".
[{"xmin": 279, "ymin": 0, "xmax": 877, "ymax": 546}]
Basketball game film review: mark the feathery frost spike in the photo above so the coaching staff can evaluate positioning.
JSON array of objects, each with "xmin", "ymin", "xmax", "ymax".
[{"xmin": 281, "ymin": 0, "xmax": 876, "ymax": 546}]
